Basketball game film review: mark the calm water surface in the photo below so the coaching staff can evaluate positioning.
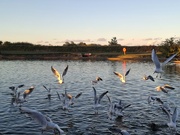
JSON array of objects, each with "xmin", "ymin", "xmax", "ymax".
[{"xmin": 0, "ymin": 60, "xmax": 180, "ymax": 135}]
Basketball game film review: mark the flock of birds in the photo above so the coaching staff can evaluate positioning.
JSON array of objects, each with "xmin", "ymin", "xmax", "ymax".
[{"xmin": 8, "ymin": 49, "xmax": 179, "ymax": 135}]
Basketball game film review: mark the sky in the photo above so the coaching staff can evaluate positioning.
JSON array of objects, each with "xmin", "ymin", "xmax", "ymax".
[{"xmin": 1, "ymin": 0, "xmax": 180, "ymax": 46}]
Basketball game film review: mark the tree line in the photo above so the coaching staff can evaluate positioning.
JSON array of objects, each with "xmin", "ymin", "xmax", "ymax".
[{"xmin": 0, "ymin": 37, "xmax": 180, "ymax": 57}]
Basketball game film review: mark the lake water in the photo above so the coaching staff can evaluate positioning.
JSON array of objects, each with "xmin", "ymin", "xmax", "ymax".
[{"xmin": 0, "ymin": 60, "xmax": 180, "ymax": 135}]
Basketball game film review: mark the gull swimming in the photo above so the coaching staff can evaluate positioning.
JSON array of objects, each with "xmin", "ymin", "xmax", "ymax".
[
  {"xmin": 92, "ymin": 76, "xmax": 103, "ymax": 85},
  {"xmin": 114, "ymin": 68, "xmax": 131, "ymax": 83},
  {"xmin": 93, "ymin": 87, "xmax": 108, "ymax": 114},
  {"xmin": 20, "ymin": 107, "xmax": 64, "ymax": 134},
  {"xmin": 151, "ymin": 49, "xmax": 177, "ymax": 78},
  {"xmin": 51, "ymin": 65, "xmax": 68, "ymax": 84},
  {"xmin": 155, "ymin": 84, "xmax": 175, "ymax": 93},
  {"xmin": 143, "ymin": 75, "xmax": 155, "ymax": 82}
]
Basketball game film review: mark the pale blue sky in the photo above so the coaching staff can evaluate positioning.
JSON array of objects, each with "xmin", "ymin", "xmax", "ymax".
[{"xmin": 1, "ymin": 0, "xmax": 180, "ymax": 46}]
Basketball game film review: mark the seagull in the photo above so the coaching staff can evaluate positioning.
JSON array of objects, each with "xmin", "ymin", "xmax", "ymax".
[
  {"xmin": 143, "ymin": 75, "xmax": 155, "ymax": 82},
  {"xmin": 161, "ymin": 106, "xmax": 179, "ymax": 131},
  {"xmin": 155, "ymin": 84, "xmax": 175, "ymax": 93},
  {"xmin": 43, "ymin": 85, "xmax": 51, "ymax": 100},
  {"xmin": 23, "ymin": 86, "xmax": 34, "ymax": 99},
  {"xmin": 9, "ymin": 84, "xmax": 24, "ymax": 97},
  {"xmin": 92, "ymin": 76, "xmax": 103, "ymax": 85},
  {"xmin": 51, "ymin": 65, "xmax": 68, "ymax": 84},
  {"xmin": 114, "ymin": 68, "xmax": 131, "ymax": 83},
  {"xmin": 114, "ymin": 100, "xmax": 131, "ymax": 117},
  {"xmin": 93, "ymin": 87, "xmax": 108, "ymax": 114},
  {"xmin": 151, "ymin": 49, "xmax": 177, "ymax": 78},
  {"xmin": 20, "ymin": 107, "xmax": 64, "ymax": 134},
  {"xmin": 57, "ymin": 90, "xmax": 82, "ymax": 110},
  {"xmin": 147, "ymin": 95, "xmax": 163, "ymax": 104}
]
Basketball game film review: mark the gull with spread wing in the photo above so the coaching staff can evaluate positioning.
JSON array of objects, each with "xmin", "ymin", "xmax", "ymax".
[
  {"xmin": 114, "ymin": 68, "xmax": 131, "ymax": 83},
  {"xmin": 151, "ymin": 49, "xmax": 177, "ymax": 78},
  {"xmin": 155, "ymin": 84, "xmax": 175, "ymax": 93},
  {"xmin": 93, "ymin": 87, "xmax": 108, "ymax": 114},
  {"xmin": 20, "ymin": 107, "xmax": 64, "ymax": 134},
  {"xmin": 51, "ymin": 65, "xmax": 68, "ymax": 84},
  {"xmin": 161, "ymin": 106, "xmax": 179, "ymax": 131}
]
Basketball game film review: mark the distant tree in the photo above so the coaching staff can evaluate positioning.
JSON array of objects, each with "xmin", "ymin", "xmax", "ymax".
[
  {"xmin": 0, "ymin": 41, "xmax": 3, "ymax": 45},
  {"xmin": 3, "ymin": 41, "xmax": 11, "ymax": 46},
  {"xmin": 159, "ymin": 37, "xmax": 180, "ymax": 57},
  {"xmin": 108, "ymin": 37, "xmax": 120, "ymax": 46},
  {"xmin": 78, "ymin": 42, "xmax": 86, "ymax": 46}
]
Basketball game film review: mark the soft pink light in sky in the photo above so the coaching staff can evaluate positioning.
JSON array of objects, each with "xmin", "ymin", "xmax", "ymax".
[{"xmin": 1, "ymin": 0, "xmax": 180, "ymax": 46}]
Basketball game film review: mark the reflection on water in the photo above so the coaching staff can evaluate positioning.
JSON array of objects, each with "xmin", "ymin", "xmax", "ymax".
[{"xmin": 0, "ymin": 60, "xmax": 180, "ymax": 135}]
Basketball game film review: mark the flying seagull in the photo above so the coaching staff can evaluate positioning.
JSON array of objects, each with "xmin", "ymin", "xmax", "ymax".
[
  {"xmin": 23, "ymin": 86, "xmax": 34, "ymax": 99},
  {"xmin": 143, "ymin": 75, "xmax": 155, "ymax": 82},
  {"xmin": 114, "ymin": 68, "xmax": 131, "ymax": 83},
  {"xmin": 151, "ymin": 49, "xmax": 177, "ymax": 78},
  {"xmin": 92, "ymin": 76, "xmax": 103, "ymax": 85},
  {"xmin": 161, "ymin": 106, "xmax": 179, "ymax": 131},
  {"xmin": 51, "ymin": 65, "xmax": 68, "ymax": 84},
  {"xmin": 20, "ymin": 107, "xmax": 64, "ymax": 134},
  {"xmin": 93, "ymin": 87, "xmax": 108, "ymax": 114},
  {"xmin": 155, "ymin": 84, "xmax": 175, "ymax": 93}
]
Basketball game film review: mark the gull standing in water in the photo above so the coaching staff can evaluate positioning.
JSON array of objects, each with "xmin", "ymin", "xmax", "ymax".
[
  {"xmin": 151, "ymin": 49, "xmax": 177, "ymax": 78},
  {"xmin": 20, "ymin": 107, "xmax": 64, "ymax": 134},
  {"xmin": 51, "ymin": 65, "xmax": 68, "ymax": 84},
  {"xmin": 92, "ymin": 76, "xmax": 103, "ymax": 85},
  {"xmin": 93, "ymin": 87, "xmax": 108, "ymax": 114},
  {"xmin": 114, "ymin": 68, "xmax": 131, "ymax": 83}
]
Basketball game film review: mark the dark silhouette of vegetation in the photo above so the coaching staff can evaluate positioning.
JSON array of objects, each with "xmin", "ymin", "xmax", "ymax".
[
  {"xmin": 0, "ymin": 37, "xmax": 179, "ymax": 60},
  {"xmin": 108, "ymin": 37, "xmax": 121, "ymax": 46},
  {"xmin": 158, "ymin": 37, "xmax": 180, "ymax": 57}
]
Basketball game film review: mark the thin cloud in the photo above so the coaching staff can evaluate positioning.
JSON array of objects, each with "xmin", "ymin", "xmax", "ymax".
[
  {"xmin": 118, "ymin": 38, "xmax": 124, "ymax": 41},
  {"xmin": 97, "ymin": 38, "xmax": 107, "ymax": 42},
  {"xmin": 143, "ymin": 38, "xmax": 153, "ymax": 41}
]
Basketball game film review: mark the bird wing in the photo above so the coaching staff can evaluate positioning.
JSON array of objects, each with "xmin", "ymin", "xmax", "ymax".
[
  {"xmin": 43, "ymin": 85, "xmax": 50, "ymax": 92},
  {"xmin": 125, "ymin": 68, "xmax": 131, "ymax": 76},
  {"xmin": 151, "ymin": 49, "xmax": 161, "ymax": 69},
  {"xmin": 147, "ymin": 75, "xmax": 155, "ymax": 82},
  {"xmin": 114, "ymin": 72, "xmax": 123, "ymax": 78},
  {"xmin": 62, "ymin": 65, "xmax": 68, "ymax": 77},
  {"xmin": 51, "ymin": 66, "xmax": 62, "ymax": 82},
  {"xmin": 17, "ymin": 84, "xmax": 24, "ymax": 89},
  {"xmin": 172, "ymin": 107, "xmax": 178, "ymax": 123},
  {"xmin": 98, "ymin": 91, "xmax": 108, "ymax": 104},
  {"xmin": 162, "ymin": 53, "xmax": 178, "ymax": 66},
  {"xmin": 93, "ymin": 87, "xmax": 97, "ymax": 104},
  {"xmin": 56, "ymin": 92, "xmax": 61, "ymax": 100},
  {"xmin": 106, "ymin": 94, "xmax": 111, "ymax": 104},
  {"xmin": 75, "ymin": 92, "xmax": 82, "ymax": 99},
  {"xmin": 20, "ymin": 107, "xmax": 47, "ymax": 127},
  {"xmin": 162, "ymin": 106, "xmax": 172, "ymax": 122},
  {"xmin": 164, "ymin": 84, "xmax": 175, "ymax": 90}
]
